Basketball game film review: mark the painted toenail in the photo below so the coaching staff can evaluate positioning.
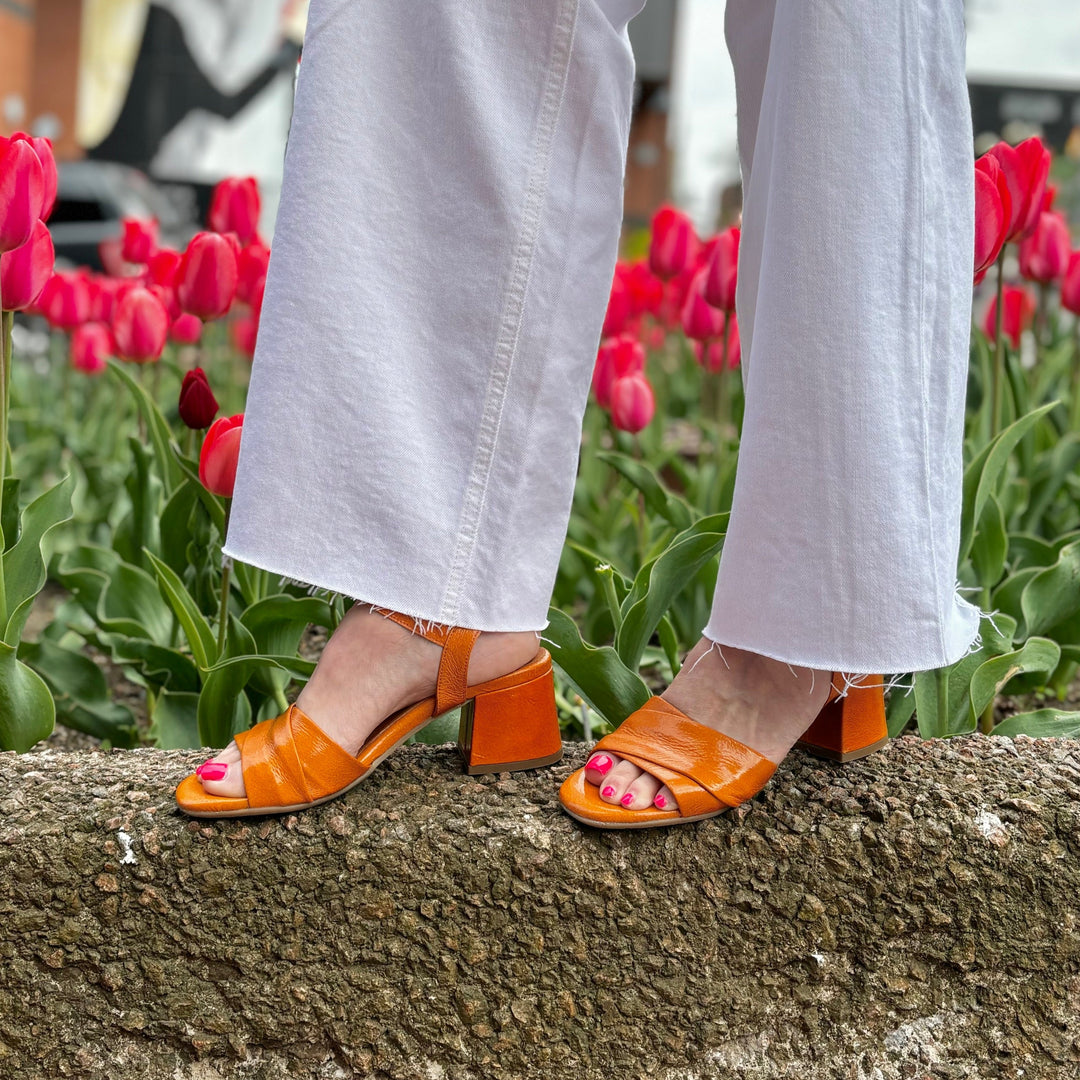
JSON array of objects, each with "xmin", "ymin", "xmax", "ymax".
[
  {"xmin": 621, "ymin": 793, "xmax": 634, "ymax": 807},
  {"xmin": 601, "ymin": 786, "xmax": 615, "ymax": 798},
  {"xmin": 655, "ymin": 794, "xmax": 667, "ymax": 808},
  {"xmin": 587, "ymin": 755, "xmax": 613, "ymax": 775},
  {"xmin": 199, "ymin": 763, "xmax": 228, "ymax": 781}
]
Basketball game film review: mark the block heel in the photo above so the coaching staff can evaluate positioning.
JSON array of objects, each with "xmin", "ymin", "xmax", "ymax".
[
  {"xmin": 795, "ymin": 674, "xmax": 889, "ymax": 762},
  {"xmin": 458, "ymin": 654, "xmax": 563, "ymax": 775}
]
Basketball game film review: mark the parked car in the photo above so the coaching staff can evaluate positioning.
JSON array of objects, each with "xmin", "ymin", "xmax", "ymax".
[{"xmin": 47, "ymin": 160, "xmax": 198, "ymax": 272}]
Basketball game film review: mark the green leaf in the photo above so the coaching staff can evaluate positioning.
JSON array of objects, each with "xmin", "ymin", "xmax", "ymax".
[
  {"xmin": 144, "ymin": 549, "xmax": 219, "ymax": 669},
  {"xmin": 114, "ymin": 436, "xmax": 162, "ymax": 571},
  {"xmin": 541, "ymin": 607, "xmax": 650, "ymax": 726},
  {"xmin": 885, "ymin": 681, "xmax": 916, "ymax": 736},
  {"xmin": 958, "ymin": 402, "xmax": 1056, "ymax": 564},
  {"xmin": 970, "ymin": 493, "xmax": 1007, "ymax": 594},
  {"xmin": 596, "ymin": 451, "xmax": 695, "ymax": 529},
  {"xmin": 1018, "ymin": 539, "xmax": 1080, "ymax": 639},
  {"xmin": 18, "ymin": 638, "xmax": 139, "ymax": 747},
  {"xmin": 170, "ymin": 448, "xmax": 227, "ymax": 536},
  {"xmin": 159, "ymin": 479, "xmax": 201, "ymax": 577},
  {"xmin": 99, "ymin": 561, "xmax": 175, "ymax": 647},
  {"xmin": 992, "ymin": 709, "xmax": 1080, "ymax": 738},
  {"xmin": 52, "ymin": 543, "xmax": 122, "ymax": 618},
  {"xmin": 103, "ymin": 634, "xmax": 201, "ymax": 693},
  {"xmin": 240, "ymin": 594, "xmax": 330, "ymax": 696},
  {"xmin": 1, "ymin": 476, "xmax": 20, "ymax": 553},
  {"xmin": 149, "ymin": 689, "xmax": 201, "ymax": 749},
  {"xmin": 0, "ymin": 640, "xmax": 55, "ymax": 751},
  {"xmin": 968, "ymin": 636, "xmax": 1060, "ymax": 724},
  {"xmin": 106, "ymin": 357, "xmax": 183, "ymax": 493},
  {"xmin": 615, "ymin": 514, "xmax": 727, "ymax": 670},
  {"xmin": 2, "ymin": 473, "xmax": 76, "ymax": 646}
]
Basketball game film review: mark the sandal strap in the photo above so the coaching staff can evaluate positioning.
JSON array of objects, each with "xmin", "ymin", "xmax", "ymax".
[
  {"xmin": 234, "ymin": 704, "xmax": 366, "ymax": 809},
  {"xmin": 377, "ymin": 608, "xmax": 480, "ymax": 714},
  {"xmin": 592, "ymin": 696, "xmax": 778, "ymax": 812}
]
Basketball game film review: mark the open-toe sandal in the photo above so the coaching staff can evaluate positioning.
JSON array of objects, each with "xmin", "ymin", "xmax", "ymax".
[
  {"xmin": 175, "ymin": 610, "xmax": 563, "ymax": 818},
  {"xmin": 558, "ymin": 673, "xmax": 888, "ymax": 829}
]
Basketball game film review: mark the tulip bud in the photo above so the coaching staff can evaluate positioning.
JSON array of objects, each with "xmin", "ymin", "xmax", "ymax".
[
  {"xmin": 694, "ymin": 314, "xmax": 741, "ymax": 372},
  {"xmin": 0, "ymin": 139, "xmax": 45, "ymax": 253},
  {"xmin": 70, "ymin": 322, "xmax": 113, "ymax": 374},
  {"xmin": 974, "ymin": 153, "xmax": 1010, "ymax": 281},
  {"xmin": 1062, "ymin": 252, "xmax": 1080, "ymax": 317},
  {"xmin": 623, "ymin": 259, "xmax": 663, "ymax": 317},
  {"xmin": 148, "ymin": 248, "xmax": 181, "ymax": 289},
  {"xmin": 986, "ymin": 137, "xmax": 1051, "ymax": 242},
  {"xmin": 681, "ymin": 267, "xmax": 725, "ymax": 341},
  {"xmin": 1017, "ymin": 211, "xmax": 1070, "ymax": 284},
  {"xmin": 208, "ymin": 177, "xmax": 261, "ymax": 244},
  {"xmin": 176, "ymin": 231, "xmax": 238, "ymax": 320},
  {"xmin": 112, "ymin": 285, "xmax": 168, "ymax": 362},
  {"xmin": 648, "ymin": 205, "xmax": 699, "ymax": 281},
  {"xmin": 982, "ymin": 284, "xmax": 1036, "ymax": 349},
  {"xmin": 602, "ymin": 266, "xmax": 632, "ymax": 338},
  {"xmin": 592, "ymin": 334, "xmax": 645, "ymax": 408},
  {"xmin": 179, "ymin": 366, "xmax": 219, "ymax": 429},
  {"xmin": 121, "ymin": 218, "xmax": 159, "ymax": 264},
  {"xmin": 610, "ymin": 372, "xmax": 655, "ymax": 433},
  {"xmin": 0, "ymin": 219, "xmax": 54, "ymax": 310},
  {"xmin": 199, "ymin": 413, "xmax": 244, "ymax": 497},
  {"xmin": 10, "ymin": 133, "xmax": 57, "ymax": 220},
  {"xmin": 702, "ymin": 228, "xmax": 739, "ymax": 312},
  {"xmin": 236, "ymin": 241, "xmax": 269, "ymax": 307},
  {"xmin": 38, "ymin": 270, "xmax": 91, "ymax": 329},
  {"xmin": 170, "ymin": 312, "xmax": 203, "ymax": 345}
]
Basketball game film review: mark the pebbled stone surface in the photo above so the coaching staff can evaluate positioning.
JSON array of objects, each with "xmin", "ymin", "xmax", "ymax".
[{"xmin": 1, "ymin": 735, "xmax": 1079, "ymax": 1079}]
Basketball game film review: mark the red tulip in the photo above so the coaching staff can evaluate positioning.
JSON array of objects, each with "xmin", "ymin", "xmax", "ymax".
[
  {"xmin": 681, "ymin": 267, "xmax": 725, "ymax": 341},
  {"xmin": 974, "ymin": 153, "xmax": 1011, "ymax": 281},
  {"xmin": 236, "ymin": 241, "xmax": 269, "ymax": 307},
  {"xmin": 176, "ymin": 231, "xmax": 238, "ymax": 319},
  {"xmin": 1018, "ymin": 211, "xmax": 1070, "ymax": 284},
  {"xmin": 9, "ymin": 133, "xmax": 57, "ymax": 220},
  {"xmin": 86, "ymin": 274, "xmax": 122, "ymax": 323},
  {"xmin": 112, "ymin": 285, "xmax": 168, "ymax": 362},
  {"xmin": 97, "ymin": 235, "xmax": 129, "ymax": 278},
  {"xmin": 622, "ymin": 259, "xmax": 663, "ymax": 317},
  {"xmin": 602, "ymin": 266, "xmax": 632, "ymax": 338},
  {"xmin": 1062, "ymin": 252, "xmax": 1080, "ymax": 316},
  {"xmin": 148, "ymin": 248, "xmax": 181, "ymax": 288},
  {"xmin": 702, "ymin": 227, "xmax": 739, "ymax": 312},
  {"xmin": 38, "ymin": 270, "xmax": 91, "ymax": 329},
  {"xmin": 0, "ymin": 139, "xmax": 44, "ymax": 253},
  {"xmin": 592, "ymin": 333, "xmax": 645, "ymax": 408},
  {"xmin": 199, "ymin": 413, "xmax": 244, "ymax": 497},
  {"xmin": 208, "ymin": 177, "xmax": 261, "ymax": 244},
  {"xmin": 70, "ymin": 322, "xmax": 113, "ymax": 374},
  {"xmin": 694, "ymin": 314, "xmax": 741, "ymax": 372},
  {"xmin": 170, "ymin": 312, "xmax": 203, "ymax": 344},
  {"xmin": 610, "ymin": 372, "xmax": 655, "ymax": 433},
  {"xmin": 982, "ymin": 284, "xmax": 1036, "ymax": 349},
  {"xmin": 648, "ymin": 205, "xmax": 699, "ymax": 281},
  {"xmin": 1041, "ymin": 183, "xmax": 1058, "ymax": 213},
  {"xmin": 230, "ymin": 310, "xmax": 260, "ymax": 358},
  {"xmin": 0, "ymin": 219, "xmax": 54, "ymax": 310},
  {"xmin": 121, "ymin": 218, "xmax": 158, "ymax": 264},
  {"xmin": 986, "ymin": 137, "xmax": 1051, "ymax": 242},
  {"xmin": 178, "ymin": 366, "xmax": 219, "ymax": 429}
]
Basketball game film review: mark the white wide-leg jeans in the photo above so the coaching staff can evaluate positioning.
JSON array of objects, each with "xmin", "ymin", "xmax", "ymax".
[{"xmin": 221, "ymin": 0, "xmax": 983, "ymax": 674}]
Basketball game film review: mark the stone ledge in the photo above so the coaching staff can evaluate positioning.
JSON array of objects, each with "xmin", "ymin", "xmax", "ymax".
[{"xmin": 1, "ymin": 735, "xmax": 1079, "ymax": 1080}]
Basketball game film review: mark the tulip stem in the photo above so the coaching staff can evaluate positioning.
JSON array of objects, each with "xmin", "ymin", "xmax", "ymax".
[
  {"xmin": 216, "ymin": 502, "xmax": 232, "ymax": 658},
  {"xmin": 1070, "ymin": 321, "xmax": 1080, "ymax": 434},
  {"xmin": 991, "ymin": 248, "xmax": 1006, "ymax": 438}
]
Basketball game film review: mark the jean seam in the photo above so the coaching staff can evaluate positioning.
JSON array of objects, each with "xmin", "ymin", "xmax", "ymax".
[{"xmin": 436, "ymin": 0, "xmax": 580, "ymax": 624}]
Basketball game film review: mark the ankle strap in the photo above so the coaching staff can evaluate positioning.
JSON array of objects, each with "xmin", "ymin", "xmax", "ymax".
[{"xmin": 378, "ymin": 609, "xmax": 481, "ymax": 714}]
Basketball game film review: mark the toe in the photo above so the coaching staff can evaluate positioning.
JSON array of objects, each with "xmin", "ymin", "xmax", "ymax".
[
  {"xmin": 598, "ymin": 759, "xmax": 642, "ymax": 804},
  {"xmin": 583, "ymin": 751, "xmax": 618, "ymax": 785},
  {"xmin": 620, "ymin": 771, "xmax": 662, "ymax": 811},
  {"xmin": 653, "ymin": 784, "xmax": 675, "ymax": 810},
  {"xmin": 197, "ymin": 741, "xmax": 246, "ymax": 799}
]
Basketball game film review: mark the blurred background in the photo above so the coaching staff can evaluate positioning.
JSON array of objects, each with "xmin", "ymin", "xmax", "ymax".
[{"xmin": 2, "ymin": 0, "xmax": 1079, "ymax": 261}]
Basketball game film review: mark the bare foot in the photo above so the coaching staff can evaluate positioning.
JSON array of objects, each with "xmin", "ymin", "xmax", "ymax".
[
  {"xmin": 196, "ymin": 603, "xmax": 540, "ymax": 799},
  {"xmin": 583, "ymin": 638, "xmax": 832, "ymax": 811}
]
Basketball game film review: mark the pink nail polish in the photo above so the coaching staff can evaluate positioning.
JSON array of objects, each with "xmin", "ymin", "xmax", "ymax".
[
  {"xmin": 586, "ymin": 754, "xmax": 613, "ymax": 776},
  {"xmin": 655, "ymin": 795, "xmax": 667, "ymax": 808},
  {"xmin": 601, "ymin": 786, "xmax": 615, "ymax": 798},
  {"xmin": 199, "ymin": 762, "xmax": 228, "ymax": 781},
  {"xmin": 620, "ymin": 793, "xmax": 634, "ymax": 807}
]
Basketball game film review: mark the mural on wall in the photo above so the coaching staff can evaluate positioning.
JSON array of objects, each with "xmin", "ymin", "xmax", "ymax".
[{"xmin": 78, "ymin": 0, "xmax": 306, "ymax": 185}]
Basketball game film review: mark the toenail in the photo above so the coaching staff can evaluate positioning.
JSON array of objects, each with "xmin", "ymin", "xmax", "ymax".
[
  {"xmin": 621, "ymin": 793, "xmax": 634, "ymax": 807},
  {"xmin": 199, "ymin": 763, "xmax": 228, "ymax": 781},
  {"xmin": 655, "ymin": 794, "xmax": 667, "ymax": 808},
  {"xmin": 601, "ymin": 786, "xmax": 615, "ymax": 798},
  {"xmin": 587, "ymin": 754, "xmax": 613, "ymax": 775}
]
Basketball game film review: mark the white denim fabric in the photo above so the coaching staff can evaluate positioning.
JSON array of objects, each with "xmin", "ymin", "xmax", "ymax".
[{"xmin": 222, "ymin": 0, "xmax": 983, "ymax": 675}]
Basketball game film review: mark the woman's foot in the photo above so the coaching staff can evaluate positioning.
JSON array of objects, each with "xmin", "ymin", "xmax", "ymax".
[
  {"xmin": 196, "ymin": 603, "xmax": 540, "ymax": 800},
  {"xmin": 583, "ymin": 638, "xmax": 833, "ymax": 812}
]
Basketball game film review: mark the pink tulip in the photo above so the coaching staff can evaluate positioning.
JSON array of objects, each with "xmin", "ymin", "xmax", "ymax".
[
  {"xmin": 702, "ymin": 227, "xmax": 739, "ymax": 312},
  {"xmin": 592, "ymin": 334, "xmax": 645, "ymax": 408},
  {"xmin": 681, "ymin": 267, "xmax": 725, "ymax": 341},
  {"xmin": 0, "ymin": 139, "xmax": 44, "ymax": 253},
  {"xmin": 112, "ymin": 285, "xmax": 168, "ymax": 362},
  {"xmin": 694, "ymin": 314, "xmax": 741, "ymax": 372},
  {"xmin": 170, "ymin": 312, "xmax": 203, "ymax": 344},
  {"xmin": 148, "ymin": 248, "xmax": 181, "ymax": 289},
  {"xmin": 1018, "ymin": 212, "xmax": 1070, "ymax": 284},
  {"xmin": 236, "ymin": 241, "xmax": 269, "ymax": 307},
  {"xmin": 982, "ymin": 284, "xmax": 1036, "ymax": 349},
  {"xmin": 610, "ymin": 372, "xmax": 655, "ymax": 433},
  {"xmin": 974, "ymin": 153, "xmax": 1011, "ymax": 281},
  {"xmin": 622, "ymin": 259, "xmax": 663, "ymax": 317},
  {"xmin": 176, "ymin": 231, "xmax": 238, "ymax": 319},
  {"xmin": 38, "ymin": 271, "xmax": 91, "ymax": 329},
  {"xmin": 230, "ymin": 309, "xmax": 260, "ymax": 358},
  {"xmin": 199, "ymin": 414, "xmax": 244, "ymax": 497},
  {"xmin": 120, "ymin": 218, "xmax": 158, "ymax": 264},
  {"xmin": 0, "ymin": 219, "xmax": 54, "ymax": 310},
  {"xmin": 648, "ymin": 205, "xmax": 699, "ymax": 281},
  {"xmin": 1062, "ymin": 252, "xmax": 1080, "ymax": 316},
  {"xmin": 70, "ymin": 322, "xmax": 114, "ymax": 374},
  {"xmin": 208, "ymin": 177, "xmax": 261, "ymax": 244},
  {"xmin": 602, "ymin": 266, "xmax": 632, "ymax": 338},
  {"xmin": 9, "ymin": 133, "xmax": 57, "ymax": 221},
  {"xmin": 986, "ymin": 137, "xmax": 1051, "ymax": 242}
]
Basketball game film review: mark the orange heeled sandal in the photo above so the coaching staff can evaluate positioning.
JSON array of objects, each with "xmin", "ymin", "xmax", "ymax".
[
  {"xmin": 175, "ymin": 609, "xmax": 563, "ymax": 818},
  {"xmin": 558, "ymin": 672, "xmax": 888, "ymax": 829}
]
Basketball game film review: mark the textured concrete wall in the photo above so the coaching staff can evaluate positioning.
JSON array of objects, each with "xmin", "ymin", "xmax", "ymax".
[{"xmin": 1, "ymin": 735, "xmax": 1079, "ymax": 1079}]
